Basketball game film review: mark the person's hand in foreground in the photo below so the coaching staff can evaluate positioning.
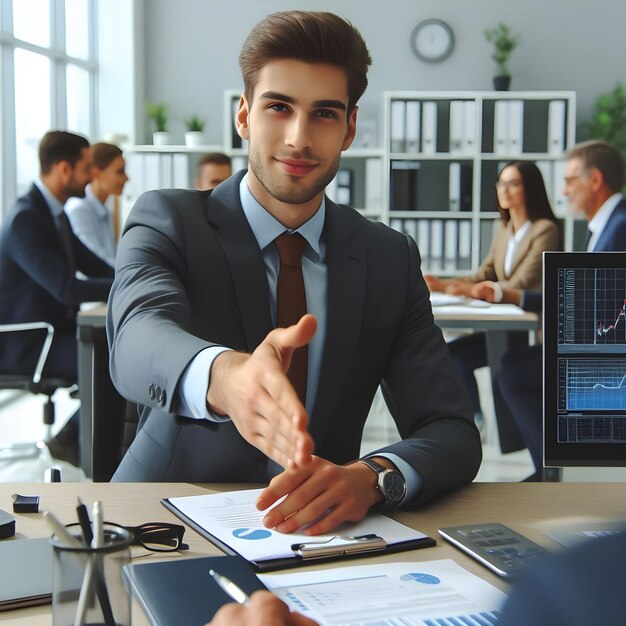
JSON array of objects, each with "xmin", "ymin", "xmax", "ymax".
[
  {"xmin": 256, "ymin": 455, "xmax": 388, "ymax": 535},
  {"xmin": 206, "ymin": 315, "xmax": 317, "ymax": 469},
  {"xmin": 207, "ymin": 590, "xmax": 318, "ymax": 626}
]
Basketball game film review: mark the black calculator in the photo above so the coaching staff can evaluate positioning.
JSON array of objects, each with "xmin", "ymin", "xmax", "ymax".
[{"xmin": 438, "ymin": 522, "xmax": 548, "ymax": 578}]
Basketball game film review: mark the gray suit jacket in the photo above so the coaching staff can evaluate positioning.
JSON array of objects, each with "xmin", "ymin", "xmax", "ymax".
[{"xmin": 107, "ymin": 172, "xmax": 481, "ymax": 507}]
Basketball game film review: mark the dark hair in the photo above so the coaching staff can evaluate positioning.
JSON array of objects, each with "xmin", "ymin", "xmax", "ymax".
[
  {"xmin": 497, "ymin": 161, "xmax": 557, "ymax": 225},
  {"xmin": 39, "ymin": 130, "xmax": 89, "ymax": 175},
  {"xmin": 197, "ymin": 152, "xmax": 232, "ymax": 169},
  {"xmin": 239, "ymin": 11, "xmax": 371, "ymax": 112},
  {"xmin": 91, "ymin": 142, "xmax": 123, "ymax": 170},
  {"xmin": 566, "ymin": 140, "xmax": 626, "ymax": 193}
]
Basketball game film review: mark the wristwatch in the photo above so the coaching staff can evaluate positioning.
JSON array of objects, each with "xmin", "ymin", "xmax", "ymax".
[{"xmin": 359, "ymin": 458, "xmax": 406, "ymax": 507}]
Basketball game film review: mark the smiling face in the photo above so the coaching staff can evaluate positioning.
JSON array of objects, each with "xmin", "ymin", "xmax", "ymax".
[{"xmin": 236, "ymin": 59, "xmax": 357, "ymax": 227}]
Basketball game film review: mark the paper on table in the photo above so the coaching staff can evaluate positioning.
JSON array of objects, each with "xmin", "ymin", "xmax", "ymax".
[
  {"xmin": 429, "ymin": 293, "xmax": 466, "ymax": 307},
  {"xmin": 165, "ymin": 488, "xmax": 428, "ymax": 563},
  {"xmin": 260, "ymin": 559, "xmax": 508, "ymax": 626},
  {"xmin": 434, "ymin": 302, "xmax": 527, "ymax": 316}
]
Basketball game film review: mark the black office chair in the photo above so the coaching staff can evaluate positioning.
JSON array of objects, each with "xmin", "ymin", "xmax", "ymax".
[{"xmin": 0, "ymin": 322, "xmax": 74, "ymax": 462}]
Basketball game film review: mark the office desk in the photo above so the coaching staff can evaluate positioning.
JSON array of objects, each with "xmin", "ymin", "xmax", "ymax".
[
  {"xmin": 2, "ymin": 481, "xmax": 625, "ymax": 625},
  {"xmin": 433, "ymin": 304, "xmax": 540, "ymax": 453},
  {"xmin": 77, "ymin": 305, "xmax": 125, "ymax": 481}
]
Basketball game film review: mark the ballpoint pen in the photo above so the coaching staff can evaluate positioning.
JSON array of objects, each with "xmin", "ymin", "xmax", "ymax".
[{"xmin": 209, "ymin": 569, "xmax": 251, "ymax": 606}]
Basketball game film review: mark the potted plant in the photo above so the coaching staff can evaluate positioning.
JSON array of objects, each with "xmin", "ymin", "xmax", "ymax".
[
  {"xmin": 484, "ymin": 22, "xmax": 520, "ymax": 91},
  {"xmin": 145, "ymin": 102, "xmax": 170, "ymax": 145},
  {"xmin": 184, "ymin": 115, "xmax": 206, "ymax": 148},
  {"xmin": 579, "ymin": 84, "xmax": 626, "ymax": 183}
]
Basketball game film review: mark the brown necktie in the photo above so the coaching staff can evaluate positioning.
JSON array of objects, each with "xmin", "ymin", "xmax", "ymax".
[{"xmin": 275, "ymin": 233, "xmax": 308, "ymax": 405}]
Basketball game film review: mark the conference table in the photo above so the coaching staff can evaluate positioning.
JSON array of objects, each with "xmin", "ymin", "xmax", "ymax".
[{"xmin": 2, "ymin": 481, "xmax": 624, "ymax": 625}]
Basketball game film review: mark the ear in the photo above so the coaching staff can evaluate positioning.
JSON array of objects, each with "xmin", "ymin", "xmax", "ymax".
[
  {"xmin": 56, "ymin": 160, "xmax": 73, "ymax": 182},
  {"xmin": 589, "ymin": 167, "xmax": 605, "ymax": 192},
  {"xmin": 235, "ymin": 94, "xmax": 250, "ymax": 140},
  {"xmin": 341, "ymin": 106, "xmax": 358, "ymax": 152}
]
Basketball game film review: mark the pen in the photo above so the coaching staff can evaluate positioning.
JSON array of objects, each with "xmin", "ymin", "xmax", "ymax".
[
  {"xmin": 43, "ymin": 511, "xmax": 82, "ymax": 547},
  {"xmin": 209, "ymin": 569, "xmax": 251, "ymax": 606},
  {"xmin": 76, "ymin": 497, "xmax": 94, "ymax": 545}
]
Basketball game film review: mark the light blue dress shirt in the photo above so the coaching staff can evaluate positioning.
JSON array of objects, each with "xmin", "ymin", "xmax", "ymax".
[
  {"xmin": 65, "ymin": 184, "xmax": 117, "ymax": 266},
  {"xmin": 177, "ymin": 174, "xmax": 420, "ymax": 503}
]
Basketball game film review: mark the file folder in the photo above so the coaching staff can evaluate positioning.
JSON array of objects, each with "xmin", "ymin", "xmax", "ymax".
[
  {"xmin": 405, "ymin": 101, "xmax": 421, "ymax": 153},
  {"xmin": 390, "ymin": 100, "xmax": 406, "ymax": 153},
  {"xmin": 162, "ymin": 489, "xmax": 435, "ymax": 572}
]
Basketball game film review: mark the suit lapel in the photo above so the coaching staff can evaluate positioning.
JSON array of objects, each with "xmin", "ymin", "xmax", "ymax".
[
  {"xmin": 595, "ymin": 199, "xmax": 626, "ymax": 251},
  {"xmin": 204, "ymin": 175, "xmax": 273, "ymax": 351},
  {"xmin": 310, "ymin": 201, "xmax": 367, "ymax": 444}
]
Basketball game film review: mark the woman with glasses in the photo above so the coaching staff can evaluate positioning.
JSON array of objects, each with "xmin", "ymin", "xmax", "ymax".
[{"xmin": 424, "ymin": 161, "xmax": 560, "ymax": 441}]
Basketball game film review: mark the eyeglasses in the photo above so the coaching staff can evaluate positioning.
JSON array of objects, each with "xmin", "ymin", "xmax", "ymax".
[
  {"xmin": 66, "ymin": 521, "xmax": 189, "ymax": 552},
  {"xmin": 495, "ymin": 179, "xmax": 523, "ymax": 191}
]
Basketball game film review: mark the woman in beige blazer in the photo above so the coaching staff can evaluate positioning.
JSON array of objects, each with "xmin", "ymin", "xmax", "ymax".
[{"xmin": 424, "ymin": 161, "xmax": 560, "ymax": 436}]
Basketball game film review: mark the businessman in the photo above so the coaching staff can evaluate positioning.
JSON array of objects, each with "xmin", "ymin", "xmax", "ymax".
[
  {"xmin": 0, "ymin": 130, "xmax": 114, "ymax": 464},
  {"xmin": 195, "ymin": 152, "xmax": 232, "ymax": 190},
  {"xmin": 108, "ymin": 11, "xmax": 481, "ymax": 534}
]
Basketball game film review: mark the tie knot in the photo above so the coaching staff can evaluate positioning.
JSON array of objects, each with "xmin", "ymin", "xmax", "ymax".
[{"xmin": 275, "ymin": 233, "xmax": 307, "ymax": 267}]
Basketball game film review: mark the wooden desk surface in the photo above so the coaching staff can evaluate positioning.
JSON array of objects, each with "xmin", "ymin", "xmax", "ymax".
[{"xmin": 2, "ymin": 481, "xmax": 625, "ymax": 625}]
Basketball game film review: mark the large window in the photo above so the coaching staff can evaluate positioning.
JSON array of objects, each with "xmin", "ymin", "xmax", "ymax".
[{"xmin": 1, "ymin": 0, "xmax": 98, "ymax": 213}]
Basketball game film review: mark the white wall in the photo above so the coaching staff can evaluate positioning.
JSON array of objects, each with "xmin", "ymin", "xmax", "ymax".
[{"xmin": 135, "ymin": 0, "xmax": 626, "ymax": 145}]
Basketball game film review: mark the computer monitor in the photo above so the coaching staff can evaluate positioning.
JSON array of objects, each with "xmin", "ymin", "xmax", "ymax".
[{"xmin": 544, "ymin": 251, "xmax": 626, "ymax": 467}]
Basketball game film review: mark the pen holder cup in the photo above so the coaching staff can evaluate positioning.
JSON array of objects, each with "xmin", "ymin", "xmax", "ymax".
[{"xmin": 50, "ymin": 523, "xmax": 133, "ymax": 626}]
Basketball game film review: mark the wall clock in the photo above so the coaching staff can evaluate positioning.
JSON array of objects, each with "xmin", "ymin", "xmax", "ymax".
[{"xmin": 410, "ymin": 19, "xmax": 455, "ymax": 63}]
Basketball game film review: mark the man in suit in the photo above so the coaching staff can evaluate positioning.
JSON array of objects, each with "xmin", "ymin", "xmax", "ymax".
[
  {"xmin": 195, "ymin": 152, "xmax": 232, "ymax": 191},
  {"xmin": 108, "ymin": 11, "xmax": 481, "ymax": 534},
  {"xmin": 0, "ymin": 130, "xmax": 114, "ymax": 463},
  {"xmin": 564, "ymin": 140, "xmax": 626, "ymax": 250}
]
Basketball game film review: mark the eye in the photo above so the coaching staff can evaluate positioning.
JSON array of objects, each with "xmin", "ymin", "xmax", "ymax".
[
  {"xmin": 315, "ymin": 109, "xmax": 339, "ymax": 120},
  {"xmin": 269, "ymin": 103, "xmax": 290, "ymax": 113}
]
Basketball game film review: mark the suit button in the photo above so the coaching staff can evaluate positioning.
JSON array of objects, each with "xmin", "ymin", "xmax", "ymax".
[
  {"xmin": 148, "ymin": 384, "xmax": 156, "ymax": 400},
  {"xmin": 160, "ymin": 389, "xmax": 167, "ymax": 406},
  {"xmin": 155, "ymin": 387, "xmax": 162, "ymax": 403}
]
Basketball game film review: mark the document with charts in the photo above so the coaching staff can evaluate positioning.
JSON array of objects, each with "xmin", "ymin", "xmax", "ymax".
[
  {"xmin": 259, "ymin": 559, "xmax": 508, "ymax": 626},
  {"xmin": 162, "ymin": 488, "xmax": 434, "ymax": 571}
]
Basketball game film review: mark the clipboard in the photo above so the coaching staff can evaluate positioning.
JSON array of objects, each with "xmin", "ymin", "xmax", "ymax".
[{"xmin": 162, "ymin": 492, "xmax": 436, "ymax": 572}]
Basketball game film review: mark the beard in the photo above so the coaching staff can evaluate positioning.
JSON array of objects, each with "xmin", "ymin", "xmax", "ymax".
[
  {"xmin": 65, "ymin": 178, "xmax": 87, "ymax": 198},
  {"xmin": 247, "ymin": 146, "xmax": 341, "ymax": 205}
]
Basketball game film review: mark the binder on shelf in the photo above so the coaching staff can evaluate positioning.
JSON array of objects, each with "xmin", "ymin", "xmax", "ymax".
[
  {"xmin": 507, "ymin": 100, "xmax": 524, "ymax": 155},
  {"xmin": 405, "ymin": 100, "xmax": 421, "ymax": 153},
  {"xmin": 173, "ymin": 153, "xmax": 189, "ymax": 189},
  {"xmin": 390, "ymin": 160, "xmax": 420, "ymax": 210},
  {"xmin": 390, "ymin": 100, "xmax": 406, "ymax": 153},
  {"xmin": 143, "ymin": 153, "xmax": 161, "ymax": 193},
  {"xmin": 417, "ymin": 219, "xmax": 431, "ymax": 268},
  {"xmin": 463, "ymin": 100, "xmax": 477, "ymax": 154},
  {"xmin": 402, "ymin": 219, "xmax": 418, "ymax": 244},
  {"xmin": 552, "ymin": 160, "xmax": 568, "ymax": 216},
  {"xmin": 159, "ymin": 153, "xmax": 173, "ymax": 188},
  {"xmin": 444, "ymin": 220, "xmax": 458, "ymax": 271},
  {"xmin": 548, "ymin": 100, "xmax": 567, "ymax": 156},
  {"xmin": 123, "ymin": 152, "xmax": 145, "ymax": 201},
  {"xmin": 429, "ymin": 219, "xmax": 444, "ymax": 270},
  {"xmin": 335, "ymin": 169, "xmax": 353, "ymax": 205},
  {"xmin": 493, "ymin": 100, "xmax": 509, "ymax": 155},
  {"xmin": 458, "ymin": 220, "xmax": 472, "ymax": 270},
  {"xmin": 449, "ymin": 163, "xmax": 461, "ymax": 211},
  {"xmin": 459, "ymin": 163, "xmax": 473, "ymax": 212},
  {"xmin": 365, "ymin": 157, "xmax": 383, "ymax": 212},
  {"xmin": 449, "ymin": 100, "xmax": 465, "ymax": 155},
  {"xmin": 390, "ymin": 218, "xmax": 404, "ymax": 232},
  {"xmin": 421, "ymin": 101, "xmax": 437, "ymax": 155},
  {"xmin": 162, "ymin": 489, "xmax": 435, "ymax": 572}
]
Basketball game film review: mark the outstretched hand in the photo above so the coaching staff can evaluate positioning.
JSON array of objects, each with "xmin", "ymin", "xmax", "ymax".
[{"xmin": 206, "ymin": 314, "xmax": 317, "ymax": 469}]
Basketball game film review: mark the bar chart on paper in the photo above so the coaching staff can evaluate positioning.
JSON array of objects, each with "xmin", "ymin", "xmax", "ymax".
[{"xmin": 260, "ymin": 560, "xmax": 507, "ymax": 626}]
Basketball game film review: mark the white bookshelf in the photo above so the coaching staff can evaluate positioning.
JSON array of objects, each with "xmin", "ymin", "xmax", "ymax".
[{"xmin": 382, "ymin": 90, "xmax": 578, "ymax": 275}]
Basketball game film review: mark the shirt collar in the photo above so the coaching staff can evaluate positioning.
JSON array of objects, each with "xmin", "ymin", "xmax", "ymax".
[
  {"xmin": 588, "ymin": 193, "xmax": 623, "ymax": 235},
  {"xmin": 34, "ymin": 178, "xmax": 65, "ymax": 220},
  {"xmin": 84, "ymin": 185, "xmax": 109, "ymax": 218},
  {"xmin": 509, "ymin": 219, "xmax": 531, "ymax": 243},
  {"xmin": 239, "ymin": 173, "xmax": 325, "ymax": 261}
]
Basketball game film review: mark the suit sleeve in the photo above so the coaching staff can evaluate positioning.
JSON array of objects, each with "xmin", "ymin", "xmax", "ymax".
[
  {"xmin": 106, "ymin": 190, "xmax": 215, "ymax": 414},
  {"xmin": 499, "ymin": 220, "xmax": 560, "ymax": 289},
  {"xmin": 469, "ymin": 221, "xmax": 500, "ymax": 283},
  {"xmin": 375, "ymin": 235, "xmax": 482, "ymax": 507},
  {"xmin": 8, "ymin": 207, "xmax": 112, "ymax": 306}
]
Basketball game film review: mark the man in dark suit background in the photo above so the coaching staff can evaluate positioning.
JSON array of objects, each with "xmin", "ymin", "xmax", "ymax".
[
  {"xmin": 0, "ymin": 130, "xmax": 114, "ymax": 463},
  {"xmin": 107, "ymin": 11, "xmax": 481, "ymax": 535}
]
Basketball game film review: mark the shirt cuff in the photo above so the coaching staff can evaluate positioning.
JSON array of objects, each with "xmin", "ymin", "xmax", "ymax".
[
  {"xmin": 177, "ymin": 346, "xmax": 233, "ymax": 422},
  {"xmin": 491, "ymin": 281, "xmax": 504, "ymax": 303},
  {"xmin": 366, "ymin": 452, "xmax": 423, "ymax": 506}
]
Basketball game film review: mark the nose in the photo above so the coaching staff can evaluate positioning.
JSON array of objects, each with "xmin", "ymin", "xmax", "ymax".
[{"xmin": 285, "ymin": 113, "xmax": 312, "ymax": 151}]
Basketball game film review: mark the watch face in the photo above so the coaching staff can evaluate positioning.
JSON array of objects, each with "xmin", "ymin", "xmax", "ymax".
[
  {"xmin": 411, "ymin": 19, "xmax": 454, "ymax": 63},
  {"xmin": 382, "ymin": 471, "xmax": 406, "ymax": 504}
]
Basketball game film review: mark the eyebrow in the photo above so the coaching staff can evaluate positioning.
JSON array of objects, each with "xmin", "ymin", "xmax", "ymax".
[{"xmin": 259, "ymin": 91, "xmax": 347, "ymax": 111}]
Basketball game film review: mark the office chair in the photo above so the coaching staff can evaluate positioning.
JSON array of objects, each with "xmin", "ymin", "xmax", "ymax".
[{"xmin": 0, "ymin": 322, "xmax": 74, "ymax": 462}]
